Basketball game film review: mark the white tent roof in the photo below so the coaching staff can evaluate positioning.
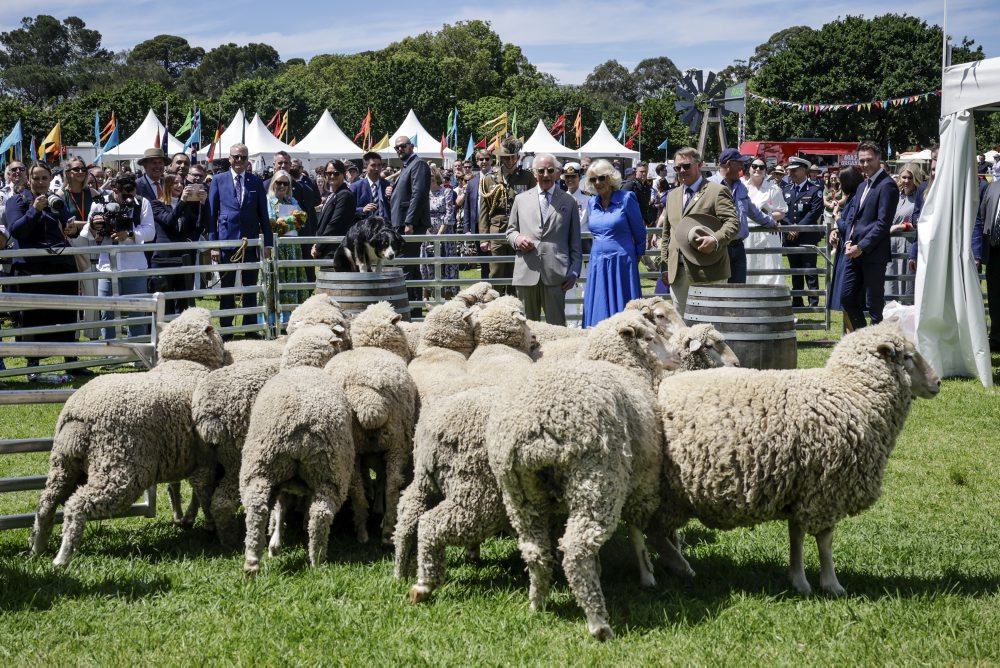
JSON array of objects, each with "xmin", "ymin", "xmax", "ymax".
[
  {"xmin": 294, "ymin": 109, "xmax": 363, "ymax": 161},
  {"xmin": 521, "ymin": 120, "xmax": 580, "ymax": 158},
  {"xmin": 577, "ymin": 120, "xmax": 640, "ymax": 162},
  {"xmin": 102, "ymin": 109, "xmax": 182, "ymax": 161},
  {"xmin": 378, "ymin": 109, "xmax": 457, "ymax": 162},
  {"xmin": 897, "ymin": 149, "xmax": 933, "ymax": 161},
  {"xmin": 194, "ymin": 110, "xmax": 301, "ymax": 161},
  {"xmin": 913, "ymin": 56, "xmax": 997, "ymax": 387}
]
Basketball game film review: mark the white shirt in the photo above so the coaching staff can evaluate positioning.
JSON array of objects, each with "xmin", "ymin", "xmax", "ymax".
[
  {"xmin": 81, "ymin": 196, "xmax": 156, "ymax": 271},
  {"xmin": 565, "ymin": 186, "xmax": 590, "ymax": 233},
  {"xmin": 858, "ymin": 168, "xmax": 884, "ymax": 208}
]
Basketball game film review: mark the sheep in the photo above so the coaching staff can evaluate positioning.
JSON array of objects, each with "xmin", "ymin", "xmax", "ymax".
[
  {"xmin": 394, "ymin": 296, "xmax": 534, "ymax": 600},
  {"xmin": 486, "ymin": 311, "xmax": 676, "ymax": 640},
  {"xmin": 527, "ymin": 318, "xmax": 587, "ymax": 344},
  {"xmin": 191, "ymin": 299, "xmax": 350, "ymax": 545},
  {"xmin": 324, "ymin": 342, "xmax": 419, "ymax": 546},
  {"xmin": 407, "ymin": 300, "xmax": 480, "ymax": 402},
  {"xmin": 395, "ymin": 282, "xmax": 499, "ymax": 358},
  {"xmin": 240, "ymin": 324, "xmax": 358, "ymax": 574},
  {"xmin": 224, "ymin": 338, "xmax": 286, "ymax": 363},
  {"xmin": 667, "ymin": 323, "xmax": 741, "ymax": 371},
  {"xmin": 349, "ymin": 301, "xmax": 412, "ymax": 362},
  {"xmin": 221, "ymin": 294, "xmax": 351, "ymax": 363},
  {"xmin": 29, "ymin": 308, "xmax": 228, "ymax": 567},
  {"xmin": 653, "ymin": 322, "xmax": 940, "ymax": 596}
]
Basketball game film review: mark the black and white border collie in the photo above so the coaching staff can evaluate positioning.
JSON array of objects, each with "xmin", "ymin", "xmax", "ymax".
[{"xmin": 333, "ymin": 216, "xmax": 405, "ymax": 273}]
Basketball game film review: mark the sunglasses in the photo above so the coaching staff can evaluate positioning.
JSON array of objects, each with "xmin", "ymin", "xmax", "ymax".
[
  {"xmin": 230, "ymin": 155, "xmax": 248, "ymax": 161},
  {"xmin": 750, "ymin": 164, "xmax": 766, "ymax": 170},
  {"xmin": 68, "ymin": 166, "xmax": 87, "ymax": 173},
  {"xmin": 325, "ymin": 171, "xmax": 342, "ymax": 177},
  {"xmin": 8, "ymin": 166, "xmax": 25, "ymax": 172},
  {"xmin": 535, "ymin": 167, "xmax": 557, "ymax": 174},
  {"xmin": 394, "ymin": 143, "xmax": 411, "ymax": 151},
  {"xmin": 674, "ymin": 163, "xmax": 694, "ymax": 172},
  {"xmin": 588, "ymin": 174, "xmax": 608, "ymax": 183},
  {"xmin": 275, "ymin": 182, "xmax": 290, "ymax": 187}
]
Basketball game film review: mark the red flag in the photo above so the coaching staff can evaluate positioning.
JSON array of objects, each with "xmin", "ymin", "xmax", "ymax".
[
  {"xmin": 440, "ymin": 132, "xmax": 446, "ymax": 158},
  {"xmin": 354, "ymin": 110, "xmax": 371, "ymax": 143},
  {"xmin": 266, "ymin": 109, "xmax": 281, "ymax": 130},
  {"xmin": 630, "ymin": 109, "xmax": 642, "ymax": 131},
  {"xmin": 154, "ymin": 128, "xmax": 161, "ymax": 149},
  {"xmin": 549, "ymin": 114, "xmax": 566, "ymax": 137},
  {"xmin": 625, "ymin": 137, "xmax": 635, "ymax": 149},
  {"xmin": 572, "ymin": 109, "xmax": 583, "ymax": 147},
  {"xmin": 474, "ymin": 137, "xmax": 487, "ymax": 150},
  {"xmin": 206, "ymin": 123, "xmax": 224, "ymax": 161}
]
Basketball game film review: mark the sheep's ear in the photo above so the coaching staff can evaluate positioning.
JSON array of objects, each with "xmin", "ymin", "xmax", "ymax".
[
  {"xmin": 454, "ymin": 293, "xmax": 475, "ymax": 307},
  {"xmin": 390, "ymin": 313, "xmax": 402, "ymax": 324},
  {"xmin": 462, "ymin": 307, "xmax": 478, "ymax": 321},
  {"xmin": 877, "ymin": 341, "xmax": 898, "ymax": 359},
  {"xmin": 205, "ymin": 325, "xmax": 215, "ymax": 335},
  {"xmin": 688, "ymin": 338, "xmax": 703, "ymax": 352},
  {"xmin": 332, "ymin": 324, "xmax": 346, "ymax": 334},
  {"xmin": 514, "ymin": 313, "xmax": 527, "ymax": 322},
  {"xmin": 618, "ymin": 324, "xmax": 637, "ymax": 339}
]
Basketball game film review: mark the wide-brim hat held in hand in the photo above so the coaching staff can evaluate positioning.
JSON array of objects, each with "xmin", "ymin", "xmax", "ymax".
[{"xmin": 676, "ymin": 212, "xmax": 727, "ymax": 267}]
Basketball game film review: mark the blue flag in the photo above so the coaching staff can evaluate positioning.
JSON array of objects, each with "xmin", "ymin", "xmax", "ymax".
[
  {"xmin": 657, "ymin": 138, "xmax": 669, "ymax": 151},
  {"xmin": 411, "ymin": 134, "xmax": 418, "ymax": 148},
  {"xmin": 452, "ymin": 106, "xmax": 459, "ymax": 145},
  {"xmin": 96, "ymin": 126, "xmax": 120, "ymax": 162},
  {"xmin": 464, "ymin": 134, "xmax": 475, "ymax": 160},
  {"xmin": 617, "ymin": 113, "xmax": 627, "ymax": 141},
  {"xmin": 94, "ymin": 111, "xmax": 101, "ymax": 146},
  {"xmin": 185, "ymin": 109, "xmax": 202, "ymax": 150},
  {"xmin": 0, "ymin": 120, "xmax": 23, "ymax": 154}
]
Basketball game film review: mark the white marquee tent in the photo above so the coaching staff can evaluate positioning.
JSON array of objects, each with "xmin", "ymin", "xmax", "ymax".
[
  {"xmin": 294, "ymin": 109, "xmax": 363, "ymax": 164},
  {"xmin": 101, "ymin": 109, "xmax": 181, "ymax": 161},
  {"xmin": 521, "ymin": 120, "xmax": 580, "ymax": 159},
  {"xmin": 577, "ymin": 120, "xmax": 640, "ymax": 163},
  {"xmin": 195, "ymin": 110, "xmax": 302, "ymax": 162},
  {"xmin": 378, "ymin": 109, "xmax": 457, "ymax": 163},
  {"xmin": 914, "ymin": 56, "xmax": 998, "ymax": 387}
]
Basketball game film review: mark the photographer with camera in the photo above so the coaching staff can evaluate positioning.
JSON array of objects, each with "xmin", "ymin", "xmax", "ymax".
[
  {"xmin": 81, "ymin": 173, "xmax": 155, "ymax": 340},
  {"xmin": 149, "ymin": 170, "xmax": 209, "ymax": 314},
  {"xmin": 4, "ymin": 161, "xmax": 83, "ymax": 376}
]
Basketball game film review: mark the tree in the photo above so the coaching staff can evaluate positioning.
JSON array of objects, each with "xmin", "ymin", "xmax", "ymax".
[
  {"xmin": 0, "ymin": 15, "xmax": 109, "ymax": 103},
  {"xmin": 129, "ymin": 35, "xmax": 204, "ymax": 79},
  {"xmin": 632, "ymin": 57, "xmax": 681, "ymax": 100},
  {"xmin": 748, "ymin": 15, "xmax": 982, "ymax": 148},
  {"xmin": 638, "ymin": 91, "xmax": 693, "ymax": 161},
  {"xmin": 184, "ymin": 42, "xmax": 282, "ymax": 96},
  {"xmin": 582, "ymin": 59, "xmax": 638, "ymax": 104}
]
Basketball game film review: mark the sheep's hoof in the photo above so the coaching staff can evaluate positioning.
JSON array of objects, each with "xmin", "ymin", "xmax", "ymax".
[
  {"xmin": 381, "ymin": 537, "xmax": 394, "ymax": 550},
  {"xmin": 356, "ymin": 528, "xmax": 369, "ymax": 544},
  {"xmin": 243, "ymin": 559, "xmax": 260, "ymax": 576},
  {"xmin": 52, "ymin": 555, "xmax": 71, "ymax": 569},
  {"xmin": 821, "ymin": 581, "xmax": 846, "ymax": 597},
  {"xmin": 173, "ymin": 517, "xmax": 195, "ymax": 529},
  {"xmin": 639, "ymin": 572, "xmax": 657, "ymax": 589},
  {"xmin": 409, "ymin": 584, "xmax": 432, "ymax": 604},
  {"xmin": 268, "ymin": 544, "xmax": 281, "ymax": 558},
  {"xmin": 789, "ymin": 574, "xmax": 812, "ymax": 596},
  {"xmin": 588, "ymin": 622, "xmax": 615, "ymax": 642}
]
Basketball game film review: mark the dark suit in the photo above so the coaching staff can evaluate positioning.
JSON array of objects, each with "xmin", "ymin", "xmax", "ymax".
[
  {"xmin": 841, "ymin": 169, "xmax": 900, "ymax": 328},
  {"xmin": 621, "ymin": 177, "xmax": 653, "ymax": 224},
  {"xmin": 781, "ymin": 179, "xmax": 825, "ymax": 306},
  {"xmin": 350, "ymin": 176, "xmax": 391, "ymax": 223},
  {"xmin": 208, "ymin": 169, "xmax": 273, "ymax": 329},
  {"xmin": 152, "ymin": 199, "xmax": 209, "ymax": 313},
  {"xmin": 463, "ymin": 172, "xmax": 489, "ymax": 279},
  {"xmin": 977, "ymin": 180, "xmax": 1000, "ymax": 347},
  {"xmin": 389, "ymin": 152, "xmax": 431, "ymax": 315},
  {"xmin": 315, "ymin": 183, "xmax": 356, "ymax": 259}
]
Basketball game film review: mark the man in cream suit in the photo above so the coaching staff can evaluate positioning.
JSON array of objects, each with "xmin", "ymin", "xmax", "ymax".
[
  {"xmin": 658, "ymin": 146, "xmax": 740, "ymax": 316},
  {"xmin": 506, "ymin": 153, "xmax": 582, "ymax": 325}
]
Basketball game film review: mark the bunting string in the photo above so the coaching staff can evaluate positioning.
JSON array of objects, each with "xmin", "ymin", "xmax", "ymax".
[{"xmin": 747, "ymin": 89, "xmax": 941, "ymax": 113}]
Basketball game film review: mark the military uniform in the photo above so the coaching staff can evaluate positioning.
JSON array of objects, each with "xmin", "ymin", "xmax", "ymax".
[
  {"xmin": 781, "ymin": 179, "xmax": 824, "ymax": 307},
  {"xmin": 478, "ymin": 165, "xmax": 536, "ymax": 292}
]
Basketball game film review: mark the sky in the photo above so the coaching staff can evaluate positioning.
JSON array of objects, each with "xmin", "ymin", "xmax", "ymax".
[{"xmin": 0, "ymin": 0, "xmax": 994, "ymax": 86}]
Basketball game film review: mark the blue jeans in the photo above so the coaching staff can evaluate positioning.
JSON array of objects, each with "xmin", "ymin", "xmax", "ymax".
[{"xmin": 98, "ymin": 275, "xmax": 150, "ymax": 340}]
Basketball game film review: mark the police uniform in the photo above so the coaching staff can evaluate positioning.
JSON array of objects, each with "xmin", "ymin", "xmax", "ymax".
[
  {"xmin": 781, "ymin": 173, "xmax": 824, "ymax": 307},
  {"xmin": 478, "ymin": 163, "xmax": 536, "ymax": 293}
]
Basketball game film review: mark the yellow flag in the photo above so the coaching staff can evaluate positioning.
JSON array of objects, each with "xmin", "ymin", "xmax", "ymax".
[
  {"xmin": 370, "ymin": 133, "xmax": 390, "ymax": 151},
  {"xmin": 482, "ymin": 111, "xmax": 508, "ymax": 131},
  {"xmin": 39, "ymin": 122, "xmax": 61, "ymax": 159}
]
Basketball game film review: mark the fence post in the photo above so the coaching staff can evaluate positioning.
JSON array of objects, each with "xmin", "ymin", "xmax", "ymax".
[{"xmin": 258, "ymin": 234, "xmax": 275, "ymax": 339}]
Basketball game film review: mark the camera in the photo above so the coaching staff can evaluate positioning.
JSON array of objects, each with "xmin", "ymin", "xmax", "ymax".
[
  {"xmin": 47, "ymin": 194, "xmax": 65, "ymax": 213},
  {"xmin": 92, "ymin": 195, "xmax": 136, "ymax": 243}
]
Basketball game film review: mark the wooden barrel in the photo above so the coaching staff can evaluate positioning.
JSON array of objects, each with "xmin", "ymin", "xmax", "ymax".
[
  {"xmin": 315, "ymin": 268, "xmax": 411, "ymax": 321},
  {"xmin": 683, "ymin": 284, "xmax": 796, "ymax": 369}
]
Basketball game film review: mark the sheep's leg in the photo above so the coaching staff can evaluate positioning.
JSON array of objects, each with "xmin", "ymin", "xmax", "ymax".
[
  {"xmin": 501, "ymin": 468, "xmax": 555, "ymax": 613},
  {"xmin": 816, "ymin": 527, "xmax": 846, "ymax": 596},
  {"xmin": 242, "ymin": 477, "xmax": 273, "ymax": 575},
  {"xmin": 307, "ymin": 485, "xmax": 338, "ymax": 568},
  {"xmin": 394, "ymin": 473, "xmax": 434, "ymax": 582},
  {"xmin": 209, "ymin": 467, "xmax": 243, "ymax": 548},
  {"xmin": 381, "ymin": 449, "xmax": 409, "ymax": 547},
  {"xmin": 560, "ymin": 486, "xmax": 619, "ymax": 642},
  {"xmin": 167, "ymin": 482, "xmax": 185, "ymax": 525},
  {"xmin": 349, "ymin": 464, "xmax": 369, "ymax": 544},
  {"xmin": 187, "ymin": 463, "xmax": 217, "ymax": 532},
  {"xmin": 55, "ymin": 478, "xmax": 145, "ymax": 568},
  {"xmin": 410, "ymin": 498, "xmax": 473, "ymax": 602},
  {"xmin": 30, "ymin": 454, "xmax": 83, "ymax": 556},
  {"xmin": 628, "ymin": 526, "xmax": 657, "ymax": 588},
  {"xmin": 268, "ymin": 491, "xmax": 290, "ymax": 557},
  {"xmin": 788, "ymin": 520, "xmax": 812, "ymax": 595},
  {"xmin": 648, "ymin": 516, "xmax": 695, "ymax": 578}
]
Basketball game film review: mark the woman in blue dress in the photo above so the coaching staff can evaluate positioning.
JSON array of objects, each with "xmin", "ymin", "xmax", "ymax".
[
  {"xmin": 827, "ymin": 166, "xmax": 864, "ymax": 327},
  {"xmin": 582, "ymin": 159, "xmax": 647, "ymax": 327}
]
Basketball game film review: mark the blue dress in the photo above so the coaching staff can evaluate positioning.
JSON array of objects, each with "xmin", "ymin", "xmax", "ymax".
[
  {"xmin": 827, "ymin": 194, "xmax": 857, "ymax": 312},
  {"xmin": 583, "ymin": 190, "xmax": 646, "ymax": 328}
]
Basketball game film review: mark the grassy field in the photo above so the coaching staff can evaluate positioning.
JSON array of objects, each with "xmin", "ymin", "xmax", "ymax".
[{"xmin": 2, "ymin": 307, "xmax": 999, "ymax": 663}]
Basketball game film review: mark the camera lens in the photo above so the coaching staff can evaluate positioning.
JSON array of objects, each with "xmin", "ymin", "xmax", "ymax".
[{"xmin": 47, "ymin": 195, "xmax": 64, "ymax": 212}]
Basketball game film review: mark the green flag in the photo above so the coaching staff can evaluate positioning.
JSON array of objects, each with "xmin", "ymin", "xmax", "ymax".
[
  {"xmin": 510, "ymin": 108, "xmax": 518, "ymax": 138},
  {"xmin": 176, "ymin": 109, "xmax": 194, "ymax": 136}
]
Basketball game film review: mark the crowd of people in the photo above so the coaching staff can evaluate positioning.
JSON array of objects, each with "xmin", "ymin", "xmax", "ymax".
[{"xmin": 3, "ymin": 135, "xmax": 999, "ymax": 380}]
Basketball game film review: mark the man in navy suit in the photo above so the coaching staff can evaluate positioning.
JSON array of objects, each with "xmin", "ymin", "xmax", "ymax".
[
  {"xmin": 390, "ymin": 135, "xmax": 431, "ymax": 316},
  {"xmin": 841, "ymin": 141, "xmax": 900, "ymax": 329},
  {"xmin": 463, "ymin": 149, "xmax": 493, "ymax": 279},
  {"xmin": 781, "ymin": 157, "xmax": 825, "ymax": 307},
  {"xmin": 208, "ymin": 143, "xmax": 273, "ymax": 332},
  {"xmin": 350, "ymin": 151, "xmax": 391, "ymax": 223}
]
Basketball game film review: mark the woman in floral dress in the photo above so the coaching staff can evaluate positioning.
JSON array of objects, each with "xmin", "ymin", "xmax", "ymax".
[{"xmin": 420, "ymin": 166, "xmax": 459, "ymax": 300}]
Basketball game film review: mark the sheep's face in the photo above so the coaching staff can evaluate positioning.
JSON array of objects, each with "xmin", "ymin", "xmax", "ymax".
[
  {"xmin": 672, "ymin": 325, "xmax": 740, "ymax": 369},
  {"xmin": 618, "ymin": 321, "xmax": 682, "ymax": 372},
  {"xmin": 157, "ymin": 307, "xmax": 227, "ymax": 368},
  {"xmin": 630, "ymin": 298, "xmax": 687, "ymax": 338},
  {"xmin": 288, "ymin": 295, "xmax": 351, "ymax": 347},
  {"xmin": 453, "ymin": 282, "xmax": 501, "ymax": 307},
  {"xmin": 884, "ymin": 338, "xmax": 941, "ymax": 399},
  {"xmin": 281, "ymin": 325, "xmax": 342, "ymax": 369},
  {"xmin": 421, "ymin": 302, "xmax": 479, "ymax": 354},
  {"xmin": 476, "ymin": 297, "xmax": 532, "ymax": 350}
]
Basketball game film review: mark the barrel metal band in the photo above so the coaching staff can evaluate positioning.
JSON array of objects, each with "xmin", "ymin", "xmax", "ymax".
[
  {"xmin": 686, "ymin": 299, "xmax": 793, "ymax": 309},
  {"xmin": 689, "ymin": 288, "xmax": 793, "ymax": 299},
  {"xmin": 320, "ymin": 293, "xmax": 410, "ymax": 303},
  {"xmin": 710, "ymin": 330, "xmax": 798, "ymax": 341},
  {"xmin": 685, "ymin": 313, "xmax": 796, "ymax": 324}
]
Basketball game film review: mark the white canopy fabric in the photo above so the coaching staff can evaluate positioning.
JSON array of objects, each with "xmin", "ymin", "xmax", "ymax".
[
  {"xmin": 196, "ymin": 109, "xmax": 247, "ymax": 161},
  {"xmin": 897, "ymin": 149, "xmax": 933, "ymax": 161},
  {"xmin": 242, "ymin": 113, "xmax": 303, "ymax": 162},
  {"xmin": 378, "ymin": 109, "xmax": 457, "ymax": 163},
  {"xmin": 577, "ymin": 120, "xmax": 640, "ymax": 162},
  {"xmin": 294, "ymin": 109, "xmax": 363, "ymax": 163},
  {"xmin": 102, "ymin": 109, "xmax": 181, "ymax": 161},
  {"xmin": 521, "ymin": 120, "xmax": 579, "ymax": 158},
  {"xmin": 914, "ymin": 57, "xmax": 995, "ymax": 387}
]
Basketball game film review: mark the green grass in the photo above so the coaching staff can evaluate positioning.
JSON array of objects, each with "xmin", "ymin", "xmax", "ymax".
[{"xmin": 2, "ymin": 303, "xmax": 1000, "ymax": 663}]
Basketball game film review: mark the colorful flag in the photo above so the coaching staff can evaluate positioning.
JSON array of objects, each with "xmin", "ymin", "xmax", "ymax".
[
  {"xmin": 440, "ymin": 132, "xmax": 446, "ymax": 159},
  {"xmin": 450, "ymin": 106, "xmax": 459, "ymax": 146},
  {"xmin": 94, "ymin": 111, "xmax": 101, "ymax": 146},
  {"xmin": 445, "ymin": 109, "xmax": 454, "ymax": 146},
  {"xmin": 510, "ymin": 109, "xmax": 518, "ymax": 139},
  {"xmin": 657, "ymin": 138, "xmax": 669, "ymax": 151},
  {"xmin": 275, "ymin": 110, "xmax": 289, "ymax": 140},
  {"xmin": 289, "ymin": 137, "xmax": 297, "ymax": 147},
  {"xmin": 464, "ymin": 134, "xmax": 475, "ymax": 160},
  {"xmin": 370, "ymin": 133, "xmax": 389, "ymax": 151},
  {"xmin": 630, "ymin": 109, "xmax": 642, "ymax": 133},
  {"xmin": 184, "ymin": 109, "xmax": 201, "ymax": 150},
  {"xmin": 266, "ymin": 109, "xmax": 281, "ymax": 132},
  {"xmin": 573, "ymin": 109, "xmax": 583, "ymax": 147},
  {"xmin": 100, "ymin": 113, "xmax": 116, "ymax": 143},
  {"xmin": 0, "ymin": 120, "xmax": 23, "ymax": 155},
  {"xmin": 410, "ymin": 134, "xmax": 418, "ymax": 148},
  {"xmin": 176, "ymin": 109, "xmax": 194, "ymax": 136},
  {"xmin": 38, "ymin": 122, "xmax": 61, "ymax": 160},
  {"xmin": 29, "ymin": 135, "xmax": 36, "ymax": 160},
  {"xmin": 96, "ymin": 124, "xmax": 120, "ymax": 162},
  {"xmin": 206, "ymin": 123, "xmax": 223, "ymax": 162},
  {"xmin": 616, "ymin": 113, "xmax": 627, "ymax": 141},
  {"xmin": 474, "ymin": 136, "xmax": 487, "ymax": 150},
  {"xmin": 482, "ymin": 111, "xmax": 508, "ymax": 134},
  {"xmin": 354, "ymin": 110, "xmax": 371, "ymax": 145},
  {"xmin": 549, "ymin": 114, "xmax": 566, "ymax": 137},
  {"xmin": 154, "ymin": 127, "xmax": 161, "ymax": 149}
]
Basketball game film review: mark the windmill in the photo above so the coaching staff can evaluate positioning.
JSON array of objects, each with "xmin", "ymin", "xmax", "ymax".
[{"xmin": 673, "ymin": 70, "xmax": 746, "ymax": 159}]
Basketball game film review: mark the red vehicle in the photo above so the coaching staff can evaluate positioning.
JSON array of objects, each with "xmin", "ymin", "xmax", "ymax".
[{"xmin": 740, "ymin": 140, "xmax": 860, "ymax": 173}]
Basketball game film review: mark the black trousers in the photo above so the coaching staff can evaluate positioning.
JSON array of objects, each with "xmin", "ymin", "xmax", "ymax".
[
  {"xmin": 219, "ymin": 267, "xmax": 259, "ymax": 329},
  {"xmin": 402, "ymin": 239, "xmax": 424, "ymax": 318},
  {"xmin": 14, "ymin": 263, "xmax": 78, "ymax": 366},
  {"xmin": 841, "ymin": 258, "xmax": 886, "ymax": 329},
  {"xmin": 726, "ymin": 240, "xmax": 747, "ymax": 284},
  {"xmin": 788, "ymin": 251, "xmax": 819, "ymax": 307}
]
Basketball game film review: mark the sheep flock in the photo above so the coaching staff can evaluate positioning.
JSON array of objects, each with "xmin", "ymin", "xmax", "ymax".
[{"xmin": 27, "ymin": 283, "xmax": 940, "ymax": 641}]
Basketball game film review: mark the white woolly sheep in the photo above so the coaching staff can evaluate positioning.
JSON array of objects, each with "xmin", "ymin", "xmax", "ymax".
[
  {"xmin": 221, "ymin": 294, "xmax": 351, "ymax": 364},
  {"xmin": 350, "ymin": 301, "xmax": 412, "ymax": 362},
  {"xmin": 486, "ymin": 311, "xmax": 676, "ymax": 640},
  {"xmin": 653, "ymin": 322, "xmax": 940, "ymax": 596},
  {"xmin": 240, "ymin": 325, "xmax": 359, "ymax": 573},
  {"xmin": 527, "ymin": 318, "xmax": 587, "ymax": 344},
  {"xmin": 395, "ymin": 282, "xmax": 499, "ymax": 358},
  {"xmin": 29, "ymin": 308, "xmax": 228, "ymax": 567},
  {"xmin": 325, "ymin": 345, "xmax": 418, "ymax": 546},
  {"xmin": 667, "ymin": 323, "xmax": 741, "ymax": 371},
  {"xmin": 408, "ymin": 300, "xmax": 480, "ymax": 402},
  {"xmin": 624, "ymin": 296, "xmax": 688, "ymax": 338}
]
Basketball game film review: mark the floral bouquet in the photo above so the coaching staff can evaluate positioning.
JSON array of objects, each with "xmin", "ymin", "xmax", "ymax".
[{"xmin": 270, "ymin": 209, "xmax": 308, "ymax": 236}]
